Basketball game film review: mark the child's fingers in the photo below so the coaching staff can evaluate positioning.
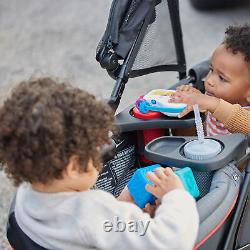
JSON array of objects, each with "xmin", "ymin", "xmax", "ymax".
[
  {"xmin": 155, "ymin": 198, "xmax": 161, "ymax": 206},
  {"xmin": 154, "ymin": 167, "xmax": 167, "ymax": 180},
  {"xmin": 176, "ymin": 84, "xmax": 193, "ymax": 92},
  {"xmin": 178, "ymin": 106, "xmax": 193, "ymax": 118},
  {"xmin": 145, "ymin": 184, "xmax": 158, "ymax": 197},
  {"xmin": 176, "ymin": 85, "xmax": 184, "ymax": 90},
  {"xmin": 143, "ymin": 203, "xmax": 150, "ymax": 212},
  {"xmin": 176, "ymin": 85, "xmax": 189, "ymax": 92},
  {"xmin": 169, "ymin": 93, "xmax": 184, "ymax": 103},
  {"xmin": 143, "ymin": 203, "xmax": 156, "ymax": 217},
  {"xmin": 146, "ymin": 171, "xmax": 161, "ymax": 186},
  {"xmin": 164, "ymin": 167, "xmax": 174, "ymax": 176}
]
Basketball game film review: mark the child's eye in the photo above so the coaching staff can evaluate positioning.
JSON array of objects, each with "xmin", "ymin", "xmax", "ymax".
[
  {"xmin": 209, "ymin": 66, "xmax": 213, "ymax": 72},
  {"xmin": 219, "ymin": 75, "xmax": 226, "ymax": 82}
]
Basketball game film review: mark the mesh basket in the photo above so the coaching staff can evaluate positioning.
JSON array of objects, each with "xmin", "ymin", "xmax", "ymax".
[
  {"xmin": 96, "ymin": 142, "xmax": 213, "ymax": 199},
  {"xmin": 132, "ymin": 0, "xmax": 177, "ymax": 71},
  {"xmin": 95, "ymin": 145, "xmax": 136, "ymax": 196},
  {"xmin": 193, "ymin": 171, "xmax": 214, "ymax": 198}
]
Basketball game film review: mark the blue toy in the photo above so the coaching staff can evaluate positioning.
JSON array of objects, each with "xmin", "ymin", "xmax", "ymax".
[
  {"xmin": 175, "ymin": 167, "xmax": 200, "ymax": 198},
  {"xmin": 128, "ymin": 164, "xmax": 200, "ymax": 208},
  {"xmin": 128, "ymin": 164, "xmax": 159, "ymax": 208}
]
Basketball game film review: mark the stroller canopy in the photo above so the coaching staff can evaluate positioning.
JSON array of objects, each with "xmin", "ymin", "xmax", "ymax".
[{"xmin": 97, "ymin": 0, "xmax": 186, "ymax": 79}]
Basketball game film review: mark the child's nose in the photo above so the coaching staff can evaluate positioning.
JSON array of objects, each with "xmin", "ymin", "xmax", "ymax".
[{"xmin": 205, "ymin": 73, "xmax": 216, "ymax": 87}]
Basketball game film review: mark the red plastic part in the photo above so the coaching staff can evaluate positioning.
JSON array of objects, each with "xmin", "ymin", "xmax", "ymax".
[
  {"xmin": 132, "ymin": 107, "xmax": 165, "ymax": 164},
  {"xmin": 143, "ymin": 128, "xmax": 165, "ymax": 145},
  {"xmin": 132, "ymin": 107, "xmax": 162, "ymax": 119}
]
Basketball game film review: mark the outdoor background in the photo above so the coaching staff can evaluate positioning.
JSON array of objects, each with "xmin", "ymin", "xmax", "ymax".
[{"xmin": 1, "ymin": 0, "xmax": 250, "ymax": 248}]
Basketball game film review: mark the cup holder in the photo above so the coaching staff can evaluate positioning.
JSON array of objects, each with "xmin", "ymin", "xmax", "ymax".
[
  {"xmin": 145, "ymin": 134, "xmax": 247, "ymax": 171},
  {"xmin": 180, "ymin": 139, "xmax": 224, "ymax": 160}
]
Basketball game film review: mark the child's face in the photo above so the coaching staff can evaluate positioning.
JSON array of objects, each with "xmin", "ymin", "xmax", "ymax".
[
  {"xmin": 73, "ymin": 160, "xmax": 99, "ymax": 191},
  {"xmin": 204, "ymin": 44, "xmax": 250, "ymax": 106},
  {"xmin": 31, "ymin": 158, "xmax": 99, "ymax": 193}
]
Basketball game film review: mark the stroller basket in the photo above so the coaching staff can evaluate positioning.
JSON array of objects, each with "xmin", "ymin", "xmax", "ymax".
[{"xmin": 96, "ymin": 144, "xmax": 136, "ymax": 196}]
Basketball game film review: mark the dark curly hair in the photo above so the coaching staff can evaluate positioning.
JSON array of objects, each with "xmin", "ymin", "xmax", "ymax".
[
  {"xmin": 0, "ymin": 77, "xmax": 114, "ymax": 186},
  {"xmin": 223, "ymin": 24, "xmax": 250, "ymax": 63}
]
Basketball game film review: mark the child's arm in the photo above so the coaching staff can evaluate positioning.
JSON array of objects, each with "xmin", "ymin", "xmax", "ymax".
[
  {"xmin": 212, "ymin": 99, "xmax": 250, "ymax": 134},
  {"xmin": 117, "ymin": 186, "xmax": 135, "ymax": 203},
  {"xmin": 171, "ymin": 89, "xmax": 250, "ymax": 134},
  {"xmin": 86, "ymin": 168, "xmax": 199, "ymax": 250},
  {"xmin": 170, "ymin": 85, "xmax": 206, "ymax": 136},
  {"xmin": 170, "ymin": 88, "xmax": 219, "ymax": 118}
]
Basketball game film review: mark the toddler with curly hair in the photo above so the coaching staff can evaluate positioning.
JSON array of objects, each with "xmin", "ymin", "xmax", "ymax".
[
  {"xmin": 171, "ymin": 24, "xmax": 250, "ymax": 136},
  {"xmin": 0, "ymin": 78, "xmax": 198, "ymax": 250}
]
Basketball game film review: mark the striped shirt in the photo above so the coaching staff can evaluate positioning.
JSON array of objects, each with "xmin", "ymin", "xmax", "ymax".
[
  {"xmin": 206, "ymin": 111, "xmax": 230, "ymax": 136},
  {"xmin": 206, "ymin": 105, "xmax": 250, "ymax": 136}
]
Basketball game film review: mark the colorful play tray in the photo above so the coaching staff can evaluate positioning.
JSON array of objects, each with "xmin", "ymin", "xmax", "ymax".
[{"xmin": 136, "ymin": 89, "xmax": 187, "ymax": 117}]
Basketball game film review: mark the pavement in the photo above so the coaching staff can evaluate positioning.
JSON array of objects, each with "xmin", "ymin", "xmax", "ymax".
[{"xmin": 0, "ymin": 0, "xmax": 250, "ymax": 248}]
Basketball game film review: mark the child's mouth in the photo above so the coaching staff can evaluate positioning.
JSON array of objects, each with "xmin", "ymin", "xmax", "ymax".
[{"xmin": 205, "ymin": 91, "xmax": 214, "ymax": 97}]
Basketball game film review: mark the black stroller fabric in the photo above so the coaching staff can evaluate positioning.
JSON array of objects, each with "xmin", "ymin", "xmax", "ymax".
[
  {"xmin": 98, "ymin": 0, "xmax": 161, "ymax": 59},
  {"xmin": 97, "ymin": 0, "xmax": 161, "ymax": 59},
  {"xmin": 97, "ymin": 0, "xmax": 186, "ymax": 78},
  {"xmin": 96, "ymin": 145, "xmax": 137, "ymax": 196},
  {"xmin": 131, "ymin": 0, "xmax": 179, "ymax": 74},
  {"xmin": 96, "ymin": 143, "xmax": 213, "ymax": 198}
]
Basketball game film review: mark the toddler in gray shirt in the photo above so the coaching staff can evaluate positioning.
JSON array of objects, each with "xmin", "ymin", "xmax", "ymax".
[{"xmin": 0, "ymin": 77, "xmax": 199, "ymax": 250}]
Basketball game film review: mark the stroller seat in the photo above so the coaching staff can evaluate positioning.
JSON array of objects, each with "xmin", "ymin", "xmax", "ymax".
[
  {"xmin": 194, "ymin": 164, "xmax": 242, "ymax": 249},
  {"xmin": 7, "ymin": 196, "xmax": 48, "ymax": 250},
  {"xmin": 7, "ymin": 163, "xmax": 243, "ymax": 250}
]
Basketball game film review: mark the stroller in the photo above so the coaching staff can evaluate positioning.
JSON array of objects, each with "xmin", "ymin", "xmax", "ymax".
[{"xmin": 6, "ymin": 0, "xmax": 250, "ymax": 249}]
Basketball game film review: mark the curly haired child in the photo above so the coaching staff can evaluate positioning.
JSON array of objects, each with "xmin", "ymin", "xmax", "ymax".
[
  {"xmin": 0, "ymin": 78, "xmax": 198, "ymax": 250},
  {"xmin": 171, "ymin": 24, "xmax": 250, "ymax": 136}
]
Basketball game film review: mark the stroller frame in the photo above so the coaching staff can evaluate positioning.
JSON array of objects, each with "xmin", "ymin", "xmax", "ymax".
[{"xmin": 97, "ymin": 0, "xmax": 187, "ymax": 111}]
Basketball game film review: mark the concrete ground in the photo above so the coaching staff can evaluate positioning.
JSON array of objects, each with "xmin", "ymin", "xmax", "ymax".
[{"xmin": 0, "ymin": 0, "xmax": 250, "ymax": 248}]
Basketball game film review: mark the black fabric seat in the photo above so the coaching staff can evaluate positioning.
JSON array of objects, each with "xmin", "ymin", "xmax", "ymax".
[{"xmin": 7, "ymin": 198, "xmax": 48, "ymax": 250}]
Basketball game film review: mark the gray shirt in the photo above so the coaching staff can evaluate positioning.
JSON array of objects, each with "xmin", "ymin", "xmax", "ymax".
[{"xmin": 15, "ymin": 184, "xmax": 199, "ymax": 250}]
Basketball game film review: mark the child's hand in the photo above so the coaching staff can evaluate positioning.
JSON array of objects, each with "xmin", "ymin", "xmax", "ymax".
[
  {"xmin": 143, "ymin": 199, "xmax": 161, "ymax": 217},
  {"xmin": 145, "ymin": 167, "xmax": 184, "ymax": 199},
  {"xmin": 117, "ymin": 186, "xmax": 135, "ymax": 204},
  {"xmin": 170, "ymin": 90, "xmax": 219, "ymax": 118},
  {"xmin": 175, "ymin": 84, "xmax": 201, "ymax": 94},
  {"xmin": 170, "ymin": 85, "xmax": 202, "ymax": 118}
]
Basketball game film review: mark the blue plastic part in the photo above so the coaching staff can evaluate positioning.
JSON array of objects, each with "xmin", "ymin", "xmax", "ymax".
[
  {"xmin": 128, "ymin": 164, "xmax": 160, "ymax": 208},
  {"xmin": 139, "ymin": 100, "xmax": 149, "ymax": 114},
  {"xmin": 138, "ymin": 99, "xmax": 186, "ymax": 114},
  {"xmin": 128, "ymin": 165, "xmax": 200, "ymax": 208},
  {"xmin": 175, "ymin": 167, "xmax": 200, "ymax": 198}
]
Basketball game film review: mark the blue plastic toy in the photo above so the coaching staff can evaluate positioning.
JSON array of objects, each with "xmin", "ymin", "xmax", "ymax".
[
  {"xmin": 128, "ymin": 164, "xmax": 200, "ymax": 208},
  {"xmin": 128, "ymin": 164, "xmax": 159, "ymax": 208},
  {"xmin": 175, "ymin": 167, "xmax": 200, "ymax": 198}
]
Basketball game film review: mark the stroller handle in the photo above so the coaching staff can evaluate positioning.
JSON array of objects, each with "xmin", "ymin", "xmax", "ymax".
[{"xmin": 188, "ymin": 59, "xmax": 210, "ymax": 83}]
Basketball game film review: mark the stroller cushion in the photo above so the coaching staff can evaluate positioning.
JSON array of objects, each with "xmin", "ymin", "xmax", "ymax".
[{"xmin": 195, "ymin": 163, "xmax": 243, "ymax": 247}]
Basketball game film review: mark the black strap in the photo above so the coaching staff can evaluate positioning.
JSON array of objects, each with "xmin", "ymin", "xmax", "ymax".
[{"xmin": 7, "ymin": 212, "xmax": 48, "ymax": 250}]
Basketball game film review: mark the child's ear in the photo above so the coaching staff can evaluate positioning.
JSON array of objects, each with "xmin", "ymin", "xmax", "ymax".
[{"xmin": 64, "ymin": 155, "xmax": 81, "ymax": 179}]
